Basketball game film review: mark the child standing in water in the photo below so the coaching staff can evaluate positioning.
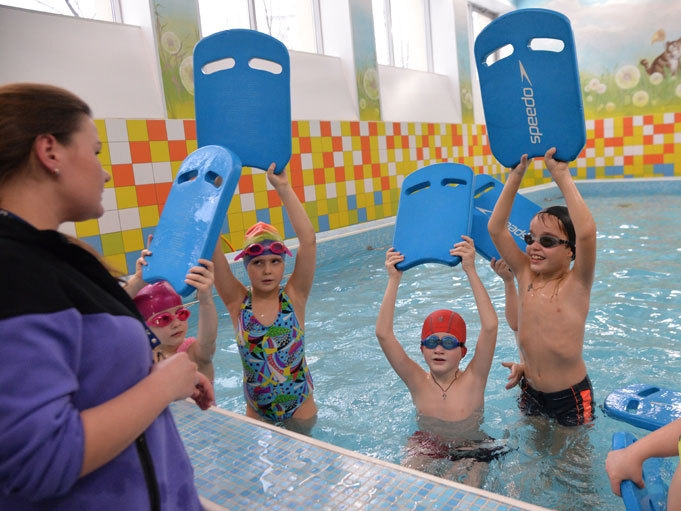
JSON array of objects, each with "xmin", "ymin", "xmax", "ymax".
[
  {"xmin": 488, "ymin": 148, "xmax": 597, "ymax": 426},
  {"xmin": 212, "ymin": 165, "xmax": 317, "ymax": 427},
  {"xmin": 133, "ymin": 261, "xmax": 217, "ymax": 383},
  {"xmin": 376, "ymin": 236, "xmax": 501, "ymax": 486}
]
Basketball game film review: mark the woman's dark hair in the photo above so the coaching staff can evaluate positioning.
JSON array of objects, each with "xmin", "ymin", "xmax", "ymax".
[
  {"xmin": 0, "ymin": 83, "xmax": 91, "ymax": 186},
  {"xmin": 536, "ymin": 205, "xmax": 576, "ymax": 260}
]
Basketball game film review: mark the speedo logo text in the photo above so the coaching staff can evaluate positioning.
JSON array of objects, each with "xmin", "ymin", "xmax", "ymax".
[{"xmin": 519, "ymin": 61, "xmax": 542, "ymax": 144}]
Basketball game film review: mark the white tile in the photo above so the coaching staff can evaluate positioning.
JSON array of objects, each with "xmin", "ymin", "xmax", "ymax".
[
  {"xmin": 414, "ymin": 123, "xmax": 422, "ymax": 135},
  {"xmin": 166, "ymin": 119, "xmax": 185, "ymax": 140},
  {"xmin": 325, "ymin": 183, "xmax": 337, "ymax": 199},
  {"xmin": 309, "ymin": 121, "xmax": 321, "ymax": 137},
  {"xmin": 345, "ymin": 180, "xmax": 356, "ymax": 195},
  {"xmin": 364, "ymin": 178, "xmax": 373, "ymax": 193},
  {"xmin": 342, "ymin": 136, "xmax": 352, "ymax": 151},
  {"xmin": 240, "ymin": 193, "xmax": 255, "ymax": 211},
  {"xmin": 353, "ymin": 151, "xmax": 363, "ymax": 165},
  {"xmin": 384, "ymin": 122, "xmax": 394, "ymax": 135},
  {"xmin": 378, "ymin": 149, "xmax": 388, "ymax": 163},
  {"xmin": 152, "ymin": 161, "xmax": 173, "ymax": 183},
  {"xmin": 105, "ymin": 119, "xmax": 128, "ymax": 142},
  {"xmin": 102, "ymin": 188, "xmax": 118, "ymax": 211},
  {"xmin": 98, "ymin": 210, "xmax": 121, "ymax": 234},
  {"xmin": 109, "ymin": 142, "xmax": 131, "ymax": 164},
  {"xmin": 388, "ymin": 162, "xmax": 396, "ymax": 176},
  {"xmin": 333, "ymin": 152, "xmax": 344, "ymax": 167},
  {"xmin": 133, "ymin": 163, "xmax": 154, "ymax": 185},
  {"xmin": 118, "ymin": 208, "xmax": 141, "ymax": 230},
  {"xmin": 304, "ymin": 185, "xmax": 316, "ymax": 202},
  {"xmin": 653, "ymin": 134, "xmax": 664, "ymax": 145},
  {"xmin": 359, "ymin": 122, "xmax": 369, "ymax": 136},
  {"xmin": 58, "ymin": 221, "xmax": 77, "ymax": 237},
  {"xmin": 301, "ymin": 153, "xmax": 313, "ymax": 170},
  {"xmin": 330, "ymin": 121, "xmax": 341, "ymax": 136},
  {"xmin": 378, "ymin": 136, "xmax": 386, "ymax": 150},
  {"xmin": 664, "ymin": 112, "xmax": 674, "ymax": 124}
]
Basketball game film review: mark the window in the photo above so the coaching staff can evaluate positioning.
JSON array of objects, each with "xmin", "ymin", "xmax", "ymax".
[
  {"xmin": 198, "ymin": 0, "xmax": 321, "ymax": 54},
  {"xmin": 470, "ymin": 4, "xmax": 510, "ymax": 68},
  {"xmin": 372, "ymin": 0, "xmax": 431, "ymax": 72},
  {"xmin": 1, "ymin": 0, "xmax": 119, "ymax": 22}
]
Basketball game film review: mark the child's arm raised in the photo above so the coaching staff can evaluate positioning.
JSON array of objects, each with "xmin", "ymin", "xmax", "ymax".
[
  {"xmin": 490, "ymin": 257, "xmax": 518, "ymax": 334},
  {"xmin": 488, "ymin": 154, "xmax": 530, "ymax": 276},
  {"xmin": 124, "ymin": 234, "xmax": 153, "ymax": 298},
  {"xmin": 212, "ymin": 240, "xmax": 248, "ymax": 319},
  {"xmin": 375, "ymin": 248, "xmax": 423, "ymax": 388},
  {"xmin": 544, "ymin": 148, "xmax": 597, "ymax": 288},
  {"xmin": 453, "ymin": 237, "xmax": 498, "ymax": 381},
  {"xmin": 272, "ymin": 165, "xmax": 316, "ymax": 312},
  {"xmin": 185, "ymin": 258, "xmax": 218, "ymax": 381}
]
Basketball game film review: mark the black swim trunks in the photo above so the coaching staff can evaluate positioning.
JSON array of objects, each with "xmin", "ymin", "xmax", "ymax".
[{"xmin": 519, "ymin": 375, "xmax": 594, "ymax": 426}]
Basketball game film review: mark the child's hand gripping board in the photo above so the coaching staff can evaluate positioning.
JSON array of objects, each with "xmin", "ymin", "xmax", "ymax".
[
  {"xmin": 471, "ymin": 174, "xmax": 541, "ymax": 261},
  {"xmin": 393, "ymin": 163, "xmax": 474, "ymax": 271},
  {"xmin": 193, "ymin": 29, "xmax": 291, "ymax": 173},
  {"xmin": 474, "ymin": 8, "xmax": 585, "ymax": 168},
  {"xmin": 611, "ymin": 432, "xmax": 668, "ymax": 511},
  {"xmin": 143, "ymin": 146, "xmax": 242, "ymax": 296},
  {"xmin": 604, "ymin": 384, "xmax": 681, "ymax": 432}
]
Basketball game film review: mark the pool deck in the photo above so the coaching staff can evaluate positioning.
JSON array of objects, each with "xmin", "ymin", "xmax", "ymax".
[{"xmin": 173, "ymin": 401, "xmax": 553, "ymax": 511}]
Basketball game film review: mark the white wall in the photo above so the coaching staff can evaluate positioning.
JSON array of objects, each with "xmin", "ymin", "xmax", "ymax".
[
  {"xmin": 0, "ymin": 3, "xmax": 474, "ymax": 124},
  {"xmin": 0, "ymin": 6, "xmax": 164, "ymax": 119}
]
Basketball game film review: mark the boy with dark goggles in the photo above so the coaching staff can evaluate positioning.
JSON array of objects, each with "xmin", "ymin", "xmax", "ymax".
[
  {"xmin": 523, "ymin": 233, "xmax": 572, "ymax": 249},
  {"xmin": 421, "ymin": 335, "xmax": 465, "ymax": 350}
]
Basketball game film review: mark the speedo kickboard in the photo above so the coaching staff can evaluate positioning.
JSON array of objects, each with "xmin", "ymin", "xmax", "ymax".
[
  {"xmin": 604, "ymin": 384, "xmax": 681, "ymax": 432},
  {"xmin": 194, "ymin": 29, "xmax": 291, "ymax": 173},
  {"xmin": 474, "ymin": 8, "xmax": 585, "ymax": 168},
  {"xmin": 611, "ymin": 432, "xmax": 668, "ymax": 511},
  {"xmin": 393, "ymin": 163, "xmax": 474, "ymax": 271},
  {"xmin": 143, "ymin": 146, "xmax": 242, "ymax": 296},
  {"xmin": 471, "ymin": 174, "xmax": 541, "ymax": 261}
]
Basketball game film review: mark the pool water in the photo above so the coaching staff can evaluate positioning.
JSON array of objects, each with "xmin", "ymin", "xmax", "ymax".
[{"xmin": 190, "ymin": 192, "xmax": 681, "ymax": 511}]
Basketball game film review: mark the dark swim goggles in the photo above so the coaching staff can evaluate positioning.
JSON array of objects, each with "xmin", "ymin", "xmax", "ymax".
[
  {"xmin": 523, "ymin": 234, "xmax": 571, "ymax": 249},
  {"xmin": 421, "ymin": 335, "xmax": 465, "ymax": 350},
  {"xmin": 234, "ymin": 241, "xmax": 292, "ymax": 261}
]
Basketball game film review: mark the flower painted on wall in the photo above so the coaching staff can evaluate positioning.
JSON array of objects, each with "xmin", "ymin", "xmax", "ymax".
[
  {"xmin": 161, "ymin": 31, "xmax": 181, "ymax": 55},
  {"xmin": 606, "ymin": 102, "xmax": 616, "ymax": 112},
  {"xmin": 649, "ymin": 72, "xmax": 663, "ymax": 85},
  {"xmin": 632, "ymin": 90, "xmax": 649, "ymax": 107},
  {"xmin": 615, "ymin": 65, "xmax": 641, "ymax": 90},
  {"xmin": 363, "ymin": 68, "xmax": 379, "ymax": 101},
  {"xmin": 179, "ymin": 56, "xmax": 194, "ymax": 95},
  {"xmin": 676, "ymin": 83, "xmax": 681, "ymax": 98}
]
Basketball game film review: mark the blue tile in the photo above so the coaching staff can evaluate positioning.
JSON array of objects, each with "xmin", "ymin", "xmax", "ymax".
[{"xmin": 374, "ymin": 191, "xmax": 383, "ymax": 205}]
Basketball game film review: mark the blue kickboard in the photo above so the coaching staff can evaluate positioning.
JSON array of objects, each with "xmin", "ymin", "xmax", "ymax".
[
  {"xmin": 474, "ymin": 8, "xmax": 585, "ymax": 168},
  {"xmin": 193, "ymin": 29, "xmax": 291, "ymax": 173},
  {"xmin": 393, "ymin": 163, "xmax": 474, "ymax": 271},
  {"xmin": 143, "ymin": 145, "xmax": 242, "ymax": 296},
  {"xmin": 471, "ymin": 174, "xmax": 541, "ymax": 261},
  {"xmin": 611, "ymin": 432, "xmax": 668, "ymax": 511},
  {"xmin": 604, "ymin": 384, "xmax": 681, "ymax": 432}
]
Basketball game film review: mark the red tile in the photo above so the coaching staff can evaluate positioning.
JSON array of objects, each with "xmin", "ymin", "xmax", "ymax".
[
  {"xmin": 332, "ymin": 136, "xmax": 342, "ymax": 152},
  {"xmin": 130, "ymin": 141, "xmax": 152, "ymax": 163},
  {"xmin": 299, "ymin": 137, "xmax": 311, "ymax": 153},
  {"xmin": 136, "ymin": 184, "xmax": 157, "ymax": 206},
  {"xmin": 155, "ymin": 182, "xmax": 172, "ymax": 205},
  {"xmin": 112, "ymin": 164, "xmax": 135, "ymax": 186},
  {"xmin": 323, "ymin": 152, "xmax": 334, "ymax": 168},
  {"xmin": 290, "ymin": 167, "xmax": 303, "ymax": 187},
  {"xmin": 147, "ymin": 120, "xmax": 167, "ymax": 141},
  {"xmin": 289, "ymin": 153, "xmax": 302, "ymax": 172},
  {"xmin": 320, "ymin": 121, "xmax": 331, "ymax": 137},
  {"xmin": 334, "ymin": 167, "xmax": 345, "ymax": 182},
  {"xmin": 267, "ymin": 189, "xmax": 281, "ymax": 206},
  {"xmin": 183, "ymin": 120, "xmax": 196, "ymax": 140},
  {"xmin": 169, "ymin": 140, "xmax": 188, "ymax": 161},
  {"xmin": 350, "ymin": 122, "xmax": 360, "ymax": 136},
  {"xmin": 314, "ymin": 168, "xmax": 325, "ymax": 184},
  {"xmin": 238, "ymin": 174, "xmax": 253, "ymax": 193}
]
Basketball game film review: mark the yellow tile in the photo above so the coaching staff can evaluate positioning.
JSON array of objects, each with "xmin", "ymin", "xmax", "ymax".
[
  {"xmin": 115, "ymin": 186, "xmax": 138, "ymax": 209},
  {"xmin": 352, "ymin": 137, "xmax": 362, "ymax": 151},
  {"xmin": 310, "ymin": 137, "xmax": 322, "ymax": 153},
  {"xmin": 122, "ymin": 229, "xmax": 144, "ymax": 252},
  {"xmin": 101, "ymin": 232, "xmax": 124, "ymax": 256},
  {"xmin": 336, "ymin": 182, "xmax": 347, "ymax": 197},
  {"xmin": 98, "ymin": 142, "xmax": 111, "ymax": 166},
  {"xmin": 291, "ymin": 138, "xmax": 300, "ymax": 154},
  {"xmin": 297, "ymin": 121, "xmax": 310, "ymax": 137},
  {"xmin": 150, "ymin": 141, "xmax": 170, "ymax": 162},
  {"xmin": 104, "ymin": 253, "xmax": 127, "ymax": 275},
  {"xmin": 269, "ymin": 207, "xmax": 283, "ymax": 225},
  {"xmin": 315, "ymin": 184, "xmax": 326, "ymax": 200},
  {"xmin": 321, "ymin": 137, "xmax": 333, "ymax": 152},
  {"xmin": 357, "ymin": 192, "xmax": 367, "ymax": 207},
  {"xmin": 252, "ymin": 172, "xmax": 268, "ymax": 192},
  {"xmin": 228, "ymin": 196, "xmax": 242, "ymax": 213},
  {"xmin": 186, "ymin": 140, "xmax": 198, "ymax": 153},
  {"xmin": 338, "ymin": 210, "xmax": 349, "ymax": 227},
  {"xmin": 75, "ymin": 219, "xmax": 100, "ymax": 237},
  {"xmin": 328, "ymin": 212, "xmax": 340, "ymax": 230},
  {"xmin": 171, "ymin": 160, "xmax": 183, "ymax": 179},
  {"xmin": 242, "ymin": 211, "xmax": 258, "ymax": 230},
  {"xmin": 348, "ymin": 209, "xmax": 358, "ymax": 225},
  {"xmin": 138, "ymin": 205, "xmax": 159, "ymax": 227},
  {"xmin": 228, "ymin": 213, "xmax": 244, "ymax": 232},
  {"xmin": 312, "ymin": 153, "xmax": 324, "ymax": 169},
  {"xmin": 317, "ymin": 200, "xmax": 328, "ymax": 215},
  {"xmin": 254, "ymin": 191, "xmax": 269, "ymax": 209},
  {"xmin": 302, "ymin": 169, "xmax": 315, "ymax": 186},
  {"xmin": 337, "ymin": 196, "xmax": 348, "ymax": 212},
  {"xmin": 324, "ymin": 168, "xmax": 335, "ymax": 181},
  {"xmin": 94, "ymin": 119, "xmax": 107, "ymax": 140},
  {"xmin": 126, "ymin": 120, "xmax": 148, "ymax": 141}
]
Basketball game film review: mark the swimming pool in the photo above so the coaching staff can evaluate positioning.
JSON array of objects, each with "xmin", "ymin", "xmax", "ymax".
[{"xmin": 189, "ymin": 180, "xmax": 681, "ymax": 511}]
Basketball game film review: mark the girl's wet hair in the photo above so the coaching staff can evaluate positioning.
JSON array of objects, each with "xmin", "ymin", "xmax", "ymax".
[
  {"xmin": 535, "ymin": 205, "xmax": 576, "ymax": 260},
  {"xmin": 0, "ymin": 83, "xmax": 91, "ymax": 186}
]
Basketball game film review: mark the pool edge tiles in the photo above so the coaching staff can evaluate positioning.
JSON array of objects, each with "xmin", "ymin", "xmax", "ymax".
[{"xmin": 171, "ymin": 400, "xmax": 555, "ymax": 511}]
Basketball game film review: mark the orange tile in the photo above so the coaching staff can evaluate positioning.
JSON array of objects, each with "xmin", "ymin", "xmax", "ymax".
[
  {"xmin": 290, "ymin": 167, "xmax": 303, "ymax": 187},
  {"xmin": 643, "ymin": 154, "xmax": 663, "ymax": 164},
  {"xmin": 299, "ymin": 137, "xmax": 311, "ymax": 153},
  {"xmin": 643, "ymin": 114, "xmax": 654, "ymax": 124},
  {"xmin": 183, "ymin": 120, "xmax": 196, "ymax": 140},
  {"xmin": 332, "ymin": 136, "xmax": 342, "ymax": 152},
  {"xmin": 655, "ymin": 124, "xmax": 674, "ymax": 134},
  {"xmin": 292, "ymin": 121, "xmax": 299, "ymax": 137},
  {"xmin": 238, "ymin": 174, "xmax": 253, "ymax": 193},
  {"xmin": 369, "ymin": 122, "xmax": 377, "ymax": 136},
  {"xmin": 130, "ymin": 141, "xmax": 152, "ymax": 163},
  {"xmin": 624, "ymin": 155, "xmax": 634, "ymax": 165},
  {"xmin": 323, "ymin": 152, "xmax": 334, "ymax": 168},
  {"xmin": 664, "ymin": 143, "xmax": 675, "ymax": 154},
  {"xmin": 112, "ymin": 164, "xmax": 135, "ymax": 186},
  {"xmin": 393, "ymin": 123, "xmax": 401, "ymax": 135},
  {"xmin": 136, "ymin": 184, "xmax": 158, "ymax": 206},
  {"xmin": 293, "ymin": 187, "xmax": 305, "ymax": 203},
  {"xmin": 372, "ymin": 163, "xmax": 381, "ymax": 178},
  {"xmin": 354, "ymin": 165, "xmax": 363, "ymax": 180},
  {"xmin": 168, "ymin": 140, "xmax": 188, "ymax": 161},
  {"xmin": 155, "ymin": 182, "xmax": 172, "ymax": 205},
  {"xmin": 267, "ymin": 189, "xmax": 281, "ymax": 207},
  {"xmin": 350, "ymin": 122, "xmax": 360, "ymax": 136},
  {"xmin": 643, "ymin": 135, "xmax": 653, "ymax": 145},
  {"xmin": 289, "ymin": 154, "xmax": 302, "ymax": 172},
  {"xmin": 361, "ymin": 137, "xmax": 370, "ymax": 152},
  {"xmin": 147, "ymin": 120, "xmax": 167, "ymax": 141},
  {"xmin": 334, "ymin": 167, "xmax": 345, "ymax": 182},
  {"xmin": 604, "ymin": 137, "xmax": 623, "ymax": 147},
  {"xmin": 314, "ymin": 168, "xmax": 325, "ymax": 184},
  {"xmin": 320, "ymin": 121, "xmax": 331, "ymax": 137}
]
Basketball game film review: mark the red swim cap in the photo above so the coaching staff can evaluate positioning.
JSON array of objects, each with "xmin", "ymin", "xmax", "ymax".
[
  {"xmin": 133, "ymin": 281, "xmax": 182, "ymax": 320},
  {"xmin": 421, "ymin": 309, "xmax": 467, "ymax": 358}
]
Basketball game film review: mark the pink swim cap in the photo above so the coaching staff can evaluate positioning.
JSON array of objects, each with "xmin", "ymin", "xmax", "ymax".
[{"xmin": 133, "ymin": 281, "xmax": 182, "ymax": 320}]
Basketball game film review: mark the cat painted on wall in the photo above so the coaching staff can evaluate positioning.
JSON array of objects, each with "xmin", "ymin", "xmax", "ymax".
[{"xmin": 640, "ymin": 36, "xmax": 681, "ymax": 77}]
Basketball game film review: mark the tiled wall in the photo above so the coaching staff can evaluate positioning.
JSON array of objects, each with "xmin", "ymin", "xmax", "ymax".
[{"xmin": 61, "ymin": 114, "xmax": 681, "ymax": 275}]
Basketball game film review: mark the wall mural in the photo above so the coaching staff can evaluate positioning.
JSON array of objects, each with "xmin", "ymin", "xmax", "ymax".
[
  {"xmin": 517, "ymin": 0, "xmax": 681, "ymax": 118},
  {"xmin": 349, "ymin": 0, "xmax": 382, "ymax": 121}
]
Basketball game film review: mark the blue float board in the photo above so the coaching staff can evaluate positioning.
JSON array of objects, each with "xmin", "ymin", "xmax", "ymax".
[
  {"xmin": 471, "ymin": 174, "xmax": 541, "ymax": 261},
  {"xmin": 393, "ymin": 163, "xmax": 474, "ymax": 271},
  {"xmin": 611, "ymin": 432, "xmax": 668, "ymax": 511},
  {"xmin": 474, "ymin": 8, "xmax": 585, "ymax": 168},
  {"xmin": 143, "ymin": 145, "xmax": 242, "ymax": 296},
  {"xmin": 604, "ymin": 384, "xmax": 681, "ymax": 432},
  {"xmin": 193, "ymin": 29, "xmax": 290, "ymax": 172}
]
